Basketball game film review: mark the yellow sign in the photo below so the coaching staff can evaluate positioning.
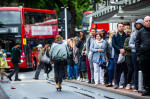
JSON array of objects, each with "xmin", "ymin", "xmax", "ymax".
[{"xmin": 23, "ymin": 38, "xmax": 26, "ymax": 45}]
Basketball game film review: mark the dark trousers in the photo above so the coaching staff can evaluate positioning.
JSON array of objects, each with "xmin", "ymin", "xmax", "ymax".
[
  {"xmin": 35, "ymin": 62, "xmax": 44, "ymax": 79},
  {"xmin": 54, "ymin": 59, "xmax": 65, "ymax": 84},
  {"xmin": 114, "ymin": 53, "xmax": 128, "ymax": 86},
  {"xmin": 44, "ymin": 63, "xmax": 52, "ymax": 74},
  {"xmin": 8, "ymin": 62, "xmax": 19, "ymax": 79},
  {"xmin": 125, "ymin": 55, "xmax": 134, "ymax": 84},
  {"xmin": 139, "ymin": 54, "xmax": 150, "ymax": 91},
  {"xmin": 132, "ymin": 52, "xmax": 139, "ymax": 89}
]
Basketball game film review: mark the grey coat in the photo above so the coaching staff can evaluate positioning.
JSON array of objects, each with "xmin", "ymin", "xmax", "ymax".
[
  {"xmin": 90, "ymin": 40, "xmax": 107, "ymax": 63},
  {"xmin": 129, "ymin": 19, "xmax": 144, "ymax": 52},
  {"xmin": 86, "ymin": 35, "xmax": 95, "ymax": 55}
]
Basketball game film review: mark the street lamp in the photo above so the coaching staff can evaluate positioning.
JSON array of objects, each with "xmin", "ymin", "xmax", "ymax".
[{"xmin": 61, "ymin": 7, "xmax": 68, "ymax": 40}]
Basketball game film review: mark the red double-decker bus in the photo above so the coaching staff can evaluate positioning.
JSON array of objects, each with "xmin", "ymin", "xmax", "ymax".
[{"xmin": 0, "ymin": 7, "xmax": 58, "ymax": 69}]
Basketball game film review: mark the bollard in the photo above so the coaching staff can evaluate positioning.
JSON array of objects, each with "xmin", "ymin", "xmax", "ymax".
[{"xmin": 138, "ymin": 71, "xmax": 143, "ymax": 93}]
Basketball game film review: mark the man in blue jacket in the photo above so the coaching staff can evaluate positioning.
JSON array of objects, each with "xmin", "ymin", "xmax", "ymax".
[{"xmin": 112, "ymin": 22, "xmax": 129, "ymax": 89}]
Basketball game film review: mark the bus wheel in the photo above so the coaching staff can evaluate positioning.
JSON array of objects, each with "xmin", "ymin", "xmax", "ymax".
[{"xmin": 33, "ymin": 59, "xmax": 37, "ymax": 70}]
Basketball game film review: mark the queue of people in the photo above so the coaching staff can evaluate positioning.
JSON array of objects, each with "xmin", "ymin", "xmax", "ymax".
[{"xmin": 61, "ymin": 16, "xmax": 150, "ymax": 96}]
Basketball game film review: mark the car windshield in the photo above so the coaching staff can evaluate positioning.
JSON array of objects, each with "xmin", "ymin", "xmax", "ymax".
[{"xmin": 0, "ymin": 11, "xmax": 21, "ymax": 24}]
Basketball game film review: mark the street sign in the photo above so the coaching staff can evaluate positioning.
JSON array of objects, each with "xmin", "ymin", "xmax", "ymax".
[{"xmin": 23, "ymin": 38, "xmax": 26, "ymax": 45}]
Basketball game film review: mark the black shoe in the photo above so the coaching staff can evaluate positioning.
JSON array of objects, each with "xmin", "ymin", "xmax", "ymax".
[
  {"xmin": 142, "ymin": 90, "xmax": 150, "ymax": 96},
  {"xmin": 91, "ymin": 79, "xmax": 95, "ymax": 84},
  {"xmin": 33, "ymin": 78, "xmax": 38, "ymax": 80},
  {"xmin": 7, "ymin": 76, "xmax": 12, "ymax": 81},
  {"xmin": 14, "ymin": 79, "xmax": 21, "ymax": 81},
  {"xmin": 106, "ymin": 84, "xmax": 113, "ymax": 87},
  {"xmin": 88, "ymin": 79, "xmax": 91, "ymax": 84}
]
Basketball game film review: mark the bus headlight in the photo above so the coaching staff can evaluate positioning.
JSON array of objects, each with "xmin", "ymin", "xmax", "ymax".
[{"xmin": 21, "ymin": 59, "xmax": 24, "ymax": 63}]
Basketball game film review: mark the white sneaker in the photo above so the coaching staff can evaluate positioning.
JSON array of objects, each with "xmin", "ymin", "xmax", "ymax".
[
  {"xmin": 44, "ymin": 74, "xmax": 47, "ymax": 78},
  {"xmin": 95, "ymin": 82, "xmax": 98, "ymax": 86},
  {"xmin": 134, "ymin": 89, "xmax": 138, "ymax": 92},
  {"xmin": 126, "ymin": 84, "xmax": 131, "ymax": 90},
  {"xmin": 119, "ymin": 85, "xmax": 124, "ymax": 89},
  {"xmin": 77, "ymin": 77, "xmax": 80, "ymax": 81}
]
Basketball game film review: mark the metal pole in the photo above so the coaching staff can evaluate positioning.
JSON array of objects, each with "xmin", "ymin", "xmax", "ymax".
[{"xmin": 64, "ymin": 7, "xmax": 68, "ymax": 40}]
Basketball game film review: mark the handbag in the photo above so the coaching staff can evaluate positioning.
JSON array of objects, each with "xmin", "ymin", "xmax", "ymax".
[
  {"xmin": 99, "ymin": 58, "xmax": 109, "ymax": 69},
  {"xmin": 41, "ymin": 51, "xmax": 50, "ymax": 64},
  {"xmin": 117, "ymin": 53, "xmax": 125, "ymax": 64},
  {"xmin": 88, "ymin": 51, "xmax": 93, "ymax": 60}
]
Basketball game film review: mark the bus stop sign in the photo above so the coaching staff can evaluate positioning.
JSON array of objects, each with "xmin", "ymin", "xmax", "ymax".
[{"xmin": 23, "ymin": 38, "xmax": 26, "ymax": 45}]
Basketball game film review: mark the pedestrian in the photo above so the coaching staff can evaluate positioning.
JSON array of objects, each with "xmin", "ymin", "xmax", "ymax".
[
  {"xmin": 123, "ymin": 29, "xmax": 134, "ymax": 90},
  {"xmin": 124, "ymin": 22, "xmax": 130, "ymax": 30},
  {"xmin": 119, "ymin": 22, "xmax": 131, "ymax": 88},
  {"xmin": 0, "ymin": 49, "xmax": 8, "ymax": 81},
  {"xmin": 73, "ymin": 37, "xmax": 79, "ymax": 79},
  {"xmin": 82, "ymin": 41, "xmax": 91, "ymax": 83},
  {"xmin": 78, "ymin": 44, "xmax": 87, "ymax": 82},
  {"xmin": 33, "ymin": 44, "xmax": 44, "ymax": 80},
  {"xmin": 105, "ymin": 30, "xmax": 116, "ymax": 87},
  {"xmin": 135, "ymin": 16, "xmax": 150, "ymax": 96},
  {"xmin": 86, "ymin": 28, "xmax": 96, "ymax": 84},
  {"xmin": 67, "ymin": 38, "xmax": 75, "ymax": 80},
  {"xmin": 7, "ymin": 43, "xmax": 21, "ymax": 81},
  {"xmin": 100, "ymin": 29, "xmax": 109, "ymax": 41},
  {"xmin": 129, "ymin": 19, "xmax": 144, "ymax": 91},
  {"xmin": 43, "ymin": 44, "xmax": 52, "ymax": 80},
  {"xmin": 49, "ymin": 35, "xmax": 69, "ymax": 89},
  {"xmin": 112, "ymin": 22, "xmax": 129, "ymax": 89},
  {"xmin": 90, "ymin": 32, "xmax": 108, "ymax": 85},
  {"xmin": 76, "ymin": 31, "xmax": 86, "ymax": 81}
]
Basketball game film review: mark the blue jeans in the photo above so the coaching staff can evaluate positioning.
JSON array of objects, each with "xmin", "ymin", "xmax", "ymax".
[
  {"xmin": 132, "ymin": 52, "xmax": 139, "ymax": 89},
  {"xmin": 108, "ymin": 59, "xmax": 114, "ymax": 84},
  {"xmin": 68, "ymin": 65, "xmax": 75, "ymax": 79},
  {"xmin": 74, "ymin": 64, "xmax": 79, "ymax": 78}
]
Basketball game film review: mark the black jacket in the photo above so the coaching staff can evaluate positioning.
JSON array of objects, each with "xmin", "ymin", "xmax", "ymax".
[
  {"xmin": 67, "ymin": 48, "xmax": 74, "ymax": 66},
  {"xmin": 135, "ymin": 27, "xmax": 150, "ymax": 56},
  {"xmin": 112, "ymin": 32, "xmax": 129, "ymax": 54},
  {"xmin": 76, "ymin": 39, "xmax": 85, "ymax": 55},
  {"xmin": 11, "ymin": 47, "xmax": 21, "ymax": 63}
]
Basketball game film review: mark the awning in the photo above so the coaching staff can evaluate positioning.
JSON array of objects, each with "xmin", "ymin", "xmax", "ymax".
[{"xmin": 86, "ymin": 0, "xmax": 150, "ymax": 23}]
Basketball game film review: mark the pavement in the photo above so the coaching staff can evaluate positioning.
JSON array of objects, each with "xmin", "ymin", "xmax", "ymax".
[
  {"xmin": 0, "ymin": 69, "xmax": 150, "ymax": 99},
  {"xmin": 65, "ymin": 79, "xmax": 150, "ymax": 99}
]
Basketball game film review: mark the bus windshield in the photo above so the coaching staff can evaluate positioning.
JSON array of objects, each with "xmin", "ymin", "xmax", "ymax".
[
  {"xmin": 82, "ymin": 13, "xmax": 91, "ymax": 24},
  {"xmin": 0, "ymin": 11, "xmax": 21, "ymax": 24}
]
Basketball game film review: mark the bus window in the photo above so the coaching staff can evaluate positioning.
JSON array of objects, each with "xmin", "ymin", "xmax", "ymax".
[
  {"xmin": 45, "ymin": 37, "xmax": 54, "ymax": 45},
  {"xmin": 39, "ymin": 39, "xmax": 44, "ymax": 47},
  {"xmin": 30, "ymin": 39, "xmax": 39, "ymax": 51},
  {"xmin": 24, "ymin": 11, "xmax": 57, "ymax": 25}
]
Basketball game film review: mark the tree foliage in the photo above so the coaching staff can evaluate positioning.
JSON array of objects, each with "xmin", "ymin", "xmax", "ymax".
[{"xmin": 1, "ymin": 0, "xmax": 106, "ymax": 36}]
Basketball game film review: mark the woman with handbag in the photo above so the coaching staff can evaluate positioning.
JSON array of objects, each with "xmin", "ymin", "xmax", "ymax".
[
  {"xmin": 90, "ymin": 32, "xmax": 108, "ymax": 85},
  {"xmin": 43, "ymin": 44, "xmax": 52, "ymax": 80}
]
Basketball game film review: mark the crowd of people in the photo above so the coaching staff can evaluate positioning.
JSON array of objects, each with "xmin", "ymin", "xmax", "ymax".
[
  {"xmin": 54, "ymin": 16, "xmax": 150, "ymax": 96},
  {"xmin": 0, "ymin": 16, "xmax": 150, "ymax": 96}
]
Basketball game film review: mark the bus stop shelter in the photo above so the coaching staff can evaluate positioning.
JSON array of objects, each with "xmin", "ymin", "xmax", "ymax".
[{"xmin": 86, "ymin": 0, "xmax": 150, "ymax": 24}]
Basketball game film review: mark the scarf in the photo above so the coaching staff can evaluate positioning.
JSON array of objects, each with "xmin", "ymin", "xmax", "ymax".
[{"xmin": 96, "ymin": 39, "xmax": 103, "ymax": 47}]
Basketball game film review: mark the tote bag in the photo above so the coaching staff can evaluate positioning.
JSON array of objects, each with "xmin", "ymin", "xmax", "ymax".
[{"xmin": 41, "ymin": 51, "xmax": 50, "ymax": 64}]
